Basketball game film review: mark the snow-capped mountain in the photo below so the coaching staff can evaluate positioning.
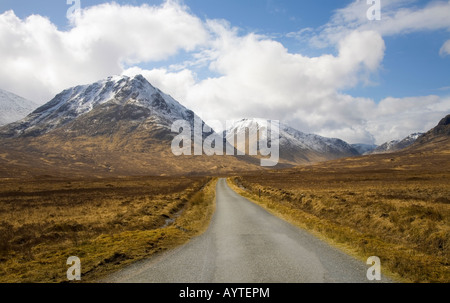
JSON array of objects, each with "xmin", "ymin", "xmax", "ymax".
[
  {"xmin": 370, "ymin": 132, "xmax": 424, "ymax": 154},
  {"xmin": 0, "ymin": 75, "xmax": 263, "ymax": 177},
  {"xmin": 351, "ymin": 143, "xmax": 378, "ymax": 155},
  {"xmin": 0, "ymin": 75, "xmax": 196, "ymax": 138},
  {"xmin": 279, "ymin": 124, "xmax": 358, "ymax": 156},
  {"xmin": 226, "ymin": 118, "xmax": 359, "ymax": 165},
  {"xmin": 0, "ymin": 89, "xmax": 38, "ymax": 126}
]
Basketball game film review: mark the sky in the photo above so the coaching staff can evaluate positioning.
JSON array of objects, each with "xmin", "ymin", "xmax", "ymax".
[{"xmin": 0, "ymin": 0, "xmax": 449, "ymax": 144}]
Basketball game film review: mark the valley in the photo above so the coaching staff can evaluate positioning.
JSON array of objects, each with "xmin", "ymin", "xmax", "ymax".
[{"xmin": 0, "ymin": 74, "xmax": 448, "ymax": 283}]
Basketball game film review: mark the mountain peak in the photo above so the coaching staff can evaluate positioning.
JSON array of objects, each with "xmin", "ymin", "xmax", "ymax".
[
  {"xmin": 0, "ymin": 75, "xmax": 194, "ymax": 138},
  {"xmin": 132, "ymin": 74, "xmax": 148, "ymax": 83}
]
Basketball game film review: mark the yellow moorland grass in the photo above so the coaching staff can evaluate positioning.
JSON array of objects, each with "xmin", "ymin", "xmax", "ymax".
[
  {"xmin": 0, "ymin": 176, "xmax": 217, "ymax": 282},
  {"xmin": 229, "ymin": 162, "xmax": 450, "ymax": 283}
]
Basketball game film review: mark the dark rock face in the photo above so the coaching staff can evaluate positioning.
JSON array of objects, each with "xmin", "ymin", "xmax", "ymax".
[
  {"xmin": 431, "ymin": 114, "xmax": 450, "ymax": 137},
  {"xmin": 413, "ymin": 114, "xmax": 450, "ymax": 146},
  {"xmin": 438, "ymin": 115, "xmax": 450, "ymax": 126}
]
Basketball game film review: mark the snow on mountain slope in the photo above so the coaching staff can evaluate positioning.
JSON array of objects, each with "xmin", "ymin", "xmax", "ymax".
[
  {"xmin": 226, "ymin": 118, "xmax": 359, "ymax": 164},
  {"xmin": 279, "ymin": 124, "xmax": 358, "ymax": 155},
  {"xmin": 0, "ymin": 76, "xmax": 265, "ymax": 176},
  {"xmin": 371, "ymin": 132, "xmax": 424, "ymax": 154},
  {"xmin": 0, "ymin": 75, "xmax": 196, "ymax": 138},
  {"xmin": 0, "ymin": 89, "xmax": 38, "ymax": 126}
]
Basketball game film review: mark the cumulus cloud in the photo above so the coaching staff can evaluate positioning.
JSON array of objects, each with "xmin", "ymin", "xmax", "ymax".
[
  {"xmin": 133, "ymin": 21, "xmax": 449, "ymax": 144},
  {"xmin": 440, "ymin": 40, "xmax": 450, "ymax": 57},
  {"xmin": 368, "ymin": 96, "xmax": 449, "ymax": 142},
  {"xmin": 365, "ymin": 96, "xmax": 450, "ymax": 143},
  {"xmin": 123, "ymin": 66, "xmax": 196, "ymax": 102},
  {"xmin": 0, "ymin": 1, "xmax": 207, "ymax": 102},
  {"xmin": 129, "ymin": 23, "xmax": 388, "ymax": 143}
]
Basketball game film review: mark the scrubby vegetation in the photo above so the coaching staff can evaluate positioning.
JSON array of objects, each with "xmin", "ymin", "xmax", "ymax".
[
  {"xmin": 230, "ymin": 163, "xmax": 450, "ymax": 283},
  {"xmin": 0, "ymin": 176, "xmax": 216, "ymax": 282}
]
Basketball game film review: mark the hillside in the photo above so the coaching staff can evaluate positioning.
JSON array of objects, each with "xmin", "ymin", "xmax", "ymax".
[
  {"xmin": 0, "ymin": 89, "xmax": 38, "ymax": 126},
  {"xmin": 0, "ymin": 75, "xmax": 264, "ymax": 178},
  {"xmin": 226, "ymin": 118, "xmax": 359, "ymax": 166},
  {"xmin": 370, "ymin": 133, "xmax": 423, "ymax": 154}
]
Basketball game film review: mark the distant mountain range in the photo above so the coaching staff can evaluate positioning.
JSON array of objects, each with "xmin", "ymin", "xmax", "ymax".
[
  {"xmin": 0, "ymin": 75, "xmax": 447, "ymax": 177},
  {"xmin": 0, "ymin": 75, "xmax": 259, "ymax": 177},
  {"xmin": 225, "ymin": 119, "xmax": 359, "ymax": 165},
  {"xmin": 0, "ymin": 89, "xmax": 38, "ymax": 126},
  {"xmin": 369, "ymin": 133, "xmax": 424, "ymax": 155}
]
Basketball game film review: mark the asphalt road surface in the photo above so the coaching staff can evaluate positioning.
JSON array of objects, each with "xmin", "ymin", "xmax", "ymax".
[{"xmin": 103, "ymin": 178, "xmax": 389, "ymax": 283}]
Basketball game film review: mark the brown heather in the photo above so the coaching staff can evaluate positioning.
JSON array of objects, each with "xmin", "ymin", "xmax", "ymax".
[
  {"xmin": 229, "ymin": 140, "xmax": 450, "ymax": 283},
  {"xmin": 0, "ymin": 176, "xmax": 217, "ymax": 282}
]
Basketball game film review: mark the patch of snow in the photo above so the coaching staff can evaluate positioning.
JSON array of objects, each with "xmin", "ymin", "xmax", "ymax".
[
  {"xmin": 226, "ymin": 118, "xmax": 356, "ymax": 155},
  {"xmin": 0, "ymin": 89, "xmax": 38, "ymax": 126}
]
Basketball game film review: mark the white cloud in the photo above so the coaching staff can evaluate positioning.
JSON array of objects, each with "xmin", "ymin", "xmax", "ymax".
[
  {"xmin": 0, "ymin": 1, "xmax": 207, "ymax": 102},
  {"xmin": 122, "ymin": 18, "xmax": 449, "ymax": 145},
  {"xmin": 307, "ymin": 0, "xmax": 450, "ymax": 47},
  {"xmin": 365, "ymin": 95, "xmax": 450, "ymax": 144},
  {"xmin": 67, "ymin": 2, "xmax": 208, "ymax": 64},
  {"xmin": 134, "ymin": 29, "xmax": 450, "ymax": 144},
  {"xmin": 132, "ymin": 23, "xmax": 388, "ymax": 144},
  {"xmin": 440, "ymin": 40, "xmax": 450, "ymax": 57},
  {"xmin": 123, "ymin": 66, "xmax": 196, "ymax": 102},
  {"xmin": 290, "ymin": 94, "xmax": 450, "ymax": 144}
]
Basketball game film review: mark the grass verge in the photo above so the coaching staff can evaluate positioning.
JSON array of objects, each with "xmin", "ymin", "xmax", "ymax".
[
  {"xmin": 0, "ymin": 177, "xmax": 217, "ymax": 283},
  {"xmin": 228, "ymin": 175, "xmax": 449, "ymax": 283}
]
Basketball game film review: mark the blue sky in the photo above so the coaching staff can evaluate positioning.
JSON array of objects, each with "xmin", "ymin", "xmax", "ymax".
[
  {"xmin": 0, "ymin": 0, "xmax": 449, "ymax": 144},
  {"xmin": 2, "ymin": 0, "xmax": 448, "ymax": 99},
  {"xmin": 0, "ymin": 1, "xmax": 347, "ymax": 30}
]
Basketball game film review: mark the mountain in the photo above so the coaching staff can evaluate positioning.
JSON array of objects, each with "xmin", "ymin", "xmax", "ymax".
[
  {"xmin": 371, "ymin": 140, "xmax": 399, "ymax": 154},
  {"xmin": 294, "ymin": 114, "xmax": 450, "ymax": 175},
  {"xmin": 225, "ymin": 118, "xmax": 359, "ymax": 165},
  {"xmin": 0, "ymin": 75, "xmax": 197, "ymax": 138},
  {"xmin": 370, "ymin": 133, "xmax": 424, "ymax": 154},
  {"xmin": 0, "ymin": 89, "xmax": 38, "ymax": 126},
  {"xmin": 412, "ymin": 114, "xmax": 450, "ymax": 150},
  {"xmin": 0, "ymin": 75, "xmax": 262, "ymax": 177},
  {"xmin": 351, "ymin": 143, "xmax": 377, "ymax": 155}
]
